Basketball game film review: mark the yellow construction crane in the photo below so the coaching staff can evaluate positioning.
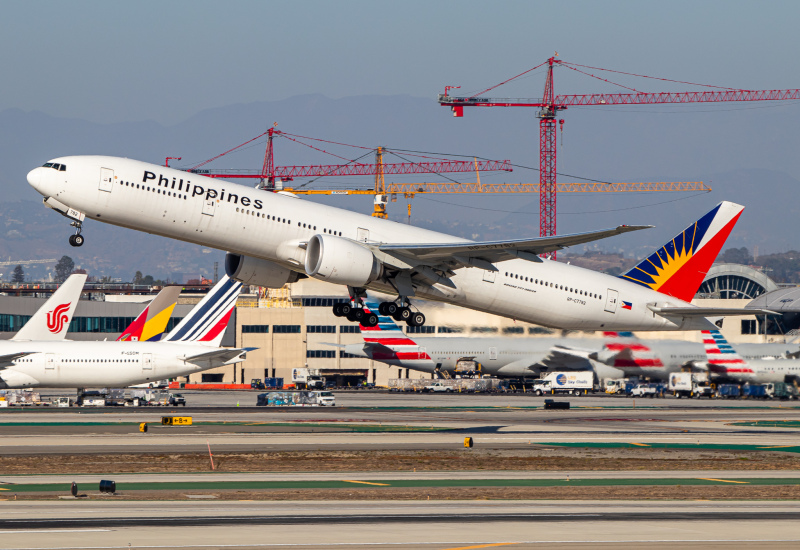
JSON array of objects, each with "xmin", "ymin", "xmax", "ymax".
[{"xmin": 280, "ymin": 147, "xmax": 711, "ymax": 219}]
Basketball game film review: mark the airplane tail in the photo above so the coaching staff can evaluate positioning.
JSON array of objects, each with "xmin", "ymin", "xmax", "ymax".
[
  {"xmin": 358, "ymin": 301, "xmax": 430, "ymax": 362},
  {"xmin": 12, "ymin": 273, "xmax": 87, "ymax": 341},
  {"xmin": 701, "ymin": 330, "xmax": 750, "ymax": 375},
  {"xmin": 163, "ymin": 276, "xmax": 242, "ymax": 347},
  {"xmin": 597, "ymin": 331, "xmax": 664, "ymax": 369},
  {"xmin": 619, "ymin": 201, "xmax": 744, "ymax": 302},
  {"xmin": 117, "ymin": 286, "xmax": 182, "ymax": 342}
]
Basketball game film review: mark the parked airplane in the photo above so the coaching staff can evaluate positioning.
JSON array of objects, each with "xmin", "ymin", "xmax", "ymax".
[
  {"xmin": 27, "ymin": 157, "xmax": 768, "ymax": 331},
  {"xmin": 11, "ymin": 273, "xmax": 86, "ymax": 341},
  {"xmin": 117, "ymin": 285, "xmax": 182, "ymax": 341},
  {"xmin": 0, "ymin": 276, "xmax": 249, "ymax": 388},
  {"xmin": 591, "ymin": 331, "xmax": 800, "ymax": 381},
  {"xmin": 335, "ymin": 300, "xmax": 623, "ymax": 380},
  {"xmin": 697, "ymin": 330, "xmax": 800, "ymax": 384}
]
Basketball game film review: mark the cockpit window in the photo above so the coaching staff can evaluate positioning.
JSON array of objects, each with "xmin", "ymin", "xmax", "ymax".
[
  {"xmin": 59, "ymin": 164, "xmax": 66, "ymax": 171},
  {"xmin": 42, "ymin": 162, "xmax": 53, "ymax": 168},
  {"xmin": 41, "ymin": 162, "xmax": 65, "ymax": 171}
]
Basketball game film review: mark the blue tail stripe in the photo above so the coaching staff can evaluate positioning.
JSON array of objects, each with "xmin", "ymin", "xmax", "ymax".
[{"xmin": 166, "ymin": 278, "xmax": 241, "ymax": 342}]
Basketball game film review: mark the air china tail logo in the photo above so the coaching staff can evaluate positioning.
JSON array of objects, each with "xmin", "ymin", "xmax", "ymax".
[{"xmin": 46, "ymin": 303, "xmax": 71, "ymax": 333}]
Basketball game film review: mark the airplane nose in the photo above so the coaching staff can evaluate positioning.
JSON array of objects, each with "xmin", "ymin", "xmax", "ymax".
[{"xmin": 27, "ymin": 167, "xmax": 42, "ymax": 191}]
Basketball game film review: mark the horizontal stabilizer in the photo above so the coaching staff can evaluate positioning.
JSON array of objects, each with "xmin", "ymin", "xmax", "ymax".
[
  {"xmin": 648, "ymin": 305, "xmax": 778, "ymax": 317},
  {"xmin": 184, "ymin": 347, "xmax": 253, "ymax": 367}
]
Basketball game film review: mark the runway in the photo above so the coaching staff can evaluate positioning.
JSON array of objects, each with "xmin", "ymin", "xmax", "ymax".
[{"xmin": 1, "ymin": 501, "xmax": 800, "ymax": 549}]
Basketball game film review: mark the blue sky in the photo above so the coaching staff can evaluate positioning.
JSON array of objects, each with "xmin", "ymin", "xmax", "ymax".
[{"xmin": 4, "ymin": 0, "xmax": 800, "ymax": 124}]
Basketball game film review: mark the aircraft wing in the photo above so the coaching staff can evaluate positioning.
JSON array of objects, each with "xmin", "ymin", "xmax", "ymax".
[
  {"xmin": 184, "ymin": 347, "xmax": 254, "ymax": 367},
  {"xmin": 0, "ymin": 352, "xmax": 36, "ymax": 369},
  {"xmin": 378, "ymin": 225, "xmax": 651, "ymax": 267},
  {"xmin": 648, "ymin": 306, "xmax": 779, "ymax": 317}
]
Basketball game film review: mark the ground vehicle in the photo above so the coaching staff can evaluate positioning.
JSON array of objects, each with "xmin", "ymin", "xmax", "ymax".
[
  {"xmin": 763, "ymin": 382, "xmax": 798, "ymax": 400},
  {"xmin": 423, "ymin": 382, "xmax": 453, "ymax": 393},
  {"xmin": 669, "ymin": 372, "xmax": 713, "ymax": 398},
  {"xmin": 56, "ymin": 396, "xmax": 72, "ymax": 407},
  {"xmin": 605, "ymin": 379, "xmax": 629, "ymax": 394},
  {"xmin": 292, "ymin": 368, "xmax": 325, "ymax": 390},
  {"xmin": 715, "ymin": 384, "xmax": 741, "ymax": 399},
  {"xmin": 251, "ymin": 379, "xmax": 266, "ymax": 390},
  {"xmin": 532, "ymin": 371, "xmax": 594, "ymax": 396},
  {"xmin": 630, "ymin": 383, "xmax": 662, "ymax": 398},
  {"xmin": 168, "ymin": 393, "xmax": 186, "ymax": 406},
  {"xmin": 256, "ymin": 390, "xmax": 334, "ymax": 407}
]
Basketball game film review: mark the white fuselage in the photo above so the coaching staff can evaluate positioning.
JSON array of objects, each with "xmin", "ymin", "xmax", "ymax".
[
  {"xmin": 30, "ymin": 156, "xmax": 709, "ymax": 331},
  {"xmin": 0, "ymin": 341, "xmax": 229, "ymax": 389}
]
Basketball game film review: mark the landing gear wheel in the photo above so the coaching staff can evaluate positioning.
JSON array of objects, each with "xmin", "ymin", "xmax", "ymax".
[
  {"xmin": 340, "ymin": 303, "xmax": 352, "ymax": 317},
  {"xmin": 69, "ymin": 234, "xmax": 84, "ymax": 247},
  {"xmin": 346, "ymin": 310, "xmax": 360, "ymax": 323},
  {"xmin": 394, "ymin": 307, "xmax": 412, "ymax": 322},
  {"xmin": 362, "ymin": 313, "xmax": 379, "ymax": 328},
  {"xmin": 407, "ymin": 312, "xmax": 426, "ymax": 327},
  {"xmin": 332, "ymin": 303, "xmax": 345, "ymax": 317},
  {"xmin": 379, "ymin": 302, "xmax": 398, "ymax": 317}
]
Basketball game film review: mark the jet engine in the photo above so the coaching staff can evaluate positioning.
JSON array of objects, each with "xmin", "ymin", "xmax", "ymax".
[
  {"xmin": 304, "ymin": 234, "xmax": 382, "ymax": 287},
  {"xmin": 225, "ymin": 253, "xmax": 302, "ymax": 288}
]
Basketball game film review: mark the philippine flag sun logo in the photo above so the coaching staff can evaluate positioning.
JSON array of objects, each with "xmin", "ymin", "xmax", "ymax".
[{"xmin": 46, "ymin": 303, "xmax": 71, "ymax": 333}]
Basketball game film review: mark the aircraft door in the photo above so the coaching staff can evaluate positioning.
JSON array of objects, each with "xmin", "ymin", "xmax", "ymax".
[
  {"xmin": 142, "ymin": 353, "xmax": 153, "ymax": 371},
  {"xmin": 482, "ymin": 270, "xmax": 496, "ymax": 283},
  {"xmin": 45, "ymin": 353, "xmax": 55, "ymax": 370},
  {"xmin": 418, "ymin": 346, "xmax": 426, "ymax": 360},
  {"xmin": 202, "ymin": 198, "xmax": 216, "ymax": 216},
  {"xmin": 489, "ymin": 347, "xmax": 498, "ymax": 360},
  {"xmin": 357, "ymin": 228, "xmax": 370, "ymax": 243},
  {"xmin": 99, "ymin": 168, "xmax": 114, "ymax": 192},
  {"xmin": 604, "ymin": 289, "xmax": 619, "ymax": 313}
]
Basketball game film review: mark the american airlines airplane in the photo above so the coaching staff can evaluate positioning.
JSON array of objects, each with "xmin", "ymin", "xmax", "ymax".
[
  {"xmin": 590, "ymin": 331, "xmax": 800, "ymax": 381},
  {"xmin": 26, "ymin": 156, "xmax": 768, "ymax": 331},
  {"xmin": 697, "ymin": 330, "xmax": 800, "ymax": 384},
  {"xmin": 0, "ymin": 276, "xmax": 249, "ymax": 389},
  {"xmin": 335, "ymin": 300, "xmax": 624, "ymax": 380}
]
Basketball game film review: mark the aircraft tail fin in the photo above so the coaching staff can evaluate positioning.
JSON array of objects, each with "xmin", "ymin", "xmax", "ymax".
[
  {"xmin": 12, "ymin": 274, "xmax": 87, "ymax": 341},
  {"xmin": 117, "ymin": 286, "xmax": 182, "ymax": 342},
  {"xmin": 620, "ymin": 201, "xmax": 744, "ymax": 301},
  {"xmin": 599, "ymin": 331, "xmax": 664, "ymax": 369},
  {"xmin": 359, "ymin": 301, "xmax": 429, "ymax": 362},
  {"xmin": 164, "ymin": 276, "xmax": 242, "ymax": 347},
  {"xmin": 701, "ymin": 330, "xmax": 750, "ymax": 374}
]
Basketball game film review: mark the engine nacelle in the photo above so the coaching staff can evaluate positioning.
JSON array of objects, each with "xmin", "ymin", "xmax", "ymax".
[
  {"xmin": 225, "ymin": 253, "xmax": 301, "ymax": 288},
  {"xmin": 304, "ymin": 234, "xmax": 381, "ymax": 287}
]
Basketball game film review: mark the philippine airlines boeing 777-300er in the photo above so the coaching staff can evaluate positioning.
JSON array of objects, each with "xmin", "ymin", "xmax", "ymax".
[{"xmin": 27, "ymin": 156, "xmax": 771, "ymax": 331}]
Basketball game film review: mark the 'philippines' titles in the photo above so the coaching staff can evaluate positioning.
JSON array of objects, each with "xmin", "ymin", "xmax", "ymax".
[{"xmin": 143, "ymin": 171, "xmax": 263, "ymax": 209}]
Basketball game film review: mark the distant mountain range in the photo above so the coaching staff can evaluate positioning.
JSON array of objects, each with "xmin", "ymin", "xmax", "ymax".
[{"xmin": 2, "ymin": 94, "xmax": 798, "ymax": 279}]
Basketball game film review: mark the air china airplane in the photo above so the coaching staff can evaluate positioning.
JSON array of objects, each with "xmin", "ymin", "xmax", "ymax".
[
  {"xmin": 0, "ymin": 276, "xmax": 249, "ymax": 389},
  {"xmin": 589, "ymin": 331, "xmax": 800, "ymax": 381},
  {"xmin": 9, "ymin": 273, "xmax": 87, "ymax": 342},
  {"xmin": 27, "ymin": 156, "xmax": 769, "ymax": 331},
  {"xmin": 336, "ymin": 301, "xmax": 624, "ymax": 380}
]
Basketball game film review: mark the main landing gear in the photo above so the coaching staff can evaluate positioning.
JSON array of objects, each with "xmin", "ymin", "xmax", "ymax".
[
  {"xmin": 332, "ymin": 298, "xmax": 426, "ymax": 328},
  {"xmin": 68, "ymin": 221, "xmax": 84, "ymax": 247}
]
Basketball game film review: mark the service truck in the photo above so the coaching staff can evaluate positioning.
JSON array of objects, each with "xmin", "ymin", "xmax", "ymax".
[
  {"xmin": 531, "ymin": 371, "xmax": 594, "ymax": 396},
  {"xmin": 292, "ymin": 368, "xmax": 325, "ymax": 390},
  {"xmin": 256, "ymin": 390, "xmax": 335, "ymax": 407},
  {"xmin": 668, "ymin": 372, "xmax": 713, "ymax": 398}
]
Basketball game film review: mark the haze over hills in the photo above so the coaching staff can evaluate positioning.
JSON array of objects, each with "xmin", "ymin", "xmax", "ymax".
[{"xmin": 1, "ymin": 94, "xmax": 798, "ymax": 279}]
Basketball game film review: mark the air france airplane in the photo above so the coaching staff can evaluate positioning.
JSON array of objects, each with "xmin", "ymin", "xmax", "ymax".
[
  {"xmin": 0, "ymin": 276, "xmax": 249, "ymax": 389},
  {"xmin": 27, "ymin": 156, "xmax": 769, "ymax": 331}
]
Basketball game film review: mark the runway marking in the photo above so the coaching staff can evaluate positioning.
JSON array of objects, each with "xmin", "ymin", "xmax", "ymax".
[
  {"xmin": 441, "ymin": 543, "xmax": 519, "ymax": 549},
  {"xmin": 343, "ymin": 480, "xmax": 391, "ymax": 486},
  {"xmin": 696, "ymin": 478, "xmax": 749, "ymax": 484},
  {"xmin": 629, "ymin": 443, "xmax": 650, "ymax": 446},
  {"xmin": 759, "ymin": 445, "xmax": 796, "ymax": 449}
]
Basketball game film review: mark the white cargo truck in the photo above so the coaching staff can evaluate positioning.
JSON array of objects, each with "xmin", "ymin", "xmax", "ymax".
[
  {"xmin": 292, "ymin": 368, "xmax": 325, "ymax": 390},
  {"xmin": 532, "ymin": 371, "xmax": 594, "ymax": 396},
  {"xmin": 668, "ymin": 372, "xmax": 713, "ymax": 398}
]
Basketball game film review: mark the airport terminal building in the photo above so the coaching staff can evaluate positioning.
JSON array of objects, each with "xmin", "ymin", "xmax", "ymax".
[{"xmin": 0, "ymin": 262, "xmax": 795, "ymax": 387}]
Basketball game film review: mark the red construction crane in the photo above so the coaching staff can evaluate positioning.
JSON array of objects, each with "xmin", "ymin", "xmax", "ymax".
[{"xmin": 438, "ymin": 56, "xmax": 800, "ymax": 258}]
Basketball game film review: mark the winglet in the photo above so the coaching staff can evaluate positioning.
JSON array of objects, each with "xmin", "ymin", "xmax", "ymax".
[
  {"xmin": 620, "ymin": 201, "xmax": 744, "ymax": 301},
  {"xmin": 12, "ymin": 273, "xmax": 87, "ymax": 341}
]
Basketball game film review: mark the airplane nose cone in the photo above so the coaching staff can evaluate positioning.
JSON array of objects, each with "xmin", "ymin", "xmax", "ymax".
[{"xmin": 27, "ymin": 167, "xmax": 42, "ymax": 191}]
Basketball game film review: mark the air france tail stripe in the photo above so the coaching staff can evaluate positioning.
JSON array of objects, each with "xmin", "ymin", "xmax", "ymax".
[{"xmin": 167, "ymin": 280, "xmax": 240, "ymax": 341}]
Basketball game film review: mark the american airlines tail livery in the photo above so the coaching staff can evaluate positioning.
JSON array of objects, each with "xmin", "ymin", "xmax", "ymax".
[
  {"xmin": 0, "ymin": 275, "xmax": 249, "ymax": 389},
  {"xmin": 27, "ymin": 156, "xmax": 770, "ymax": 331}
]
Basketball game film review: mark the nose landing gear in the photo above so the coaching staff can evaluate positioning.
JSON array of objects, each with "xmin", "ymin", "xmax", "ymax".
[{"xmin": 68, "ymin": 221, "xmax": 84, "ymax": 247}]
